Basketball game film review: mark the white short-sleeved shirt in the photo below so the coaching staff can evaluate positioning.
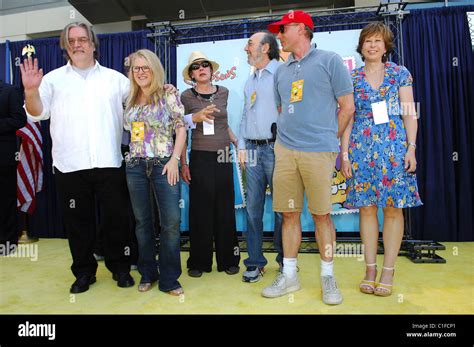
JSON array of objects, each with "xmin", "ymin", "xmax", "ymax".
[{"xmin": 26, "ymin": 61, "xmax": 130, "ymax": 173}]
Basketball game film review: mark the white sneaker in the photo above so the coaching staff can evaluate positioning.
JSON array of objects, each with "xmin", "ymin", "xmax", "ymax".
[
  {"xmin": 321, "ymin": 275, "xmax": 343, "ymax": 305},
  {"xmin": 261, "ymin": 272, "xmax": 300, "ymax": 298}
]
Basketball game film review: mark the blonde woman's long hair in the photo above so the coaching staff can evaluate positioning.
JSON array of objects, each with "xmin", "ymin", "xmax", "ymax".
[{"xmin": 126, "ymin": 49, "xmax": 165, "ymax": 111}]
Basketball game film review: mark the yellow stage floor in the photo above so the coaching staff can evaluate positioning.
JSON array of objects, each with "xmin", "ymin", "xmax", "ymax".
[{"xmin": 1, "ymin": 239, "xmax": 473, "ymax": 314}]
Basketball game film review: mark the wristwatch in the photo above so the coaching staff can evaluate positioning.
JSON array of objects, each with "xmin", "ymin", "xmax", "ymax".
[
  {"xmin": 173, "ymin": 155, "xmax": 181, "ymax": 162},
  {"xmin": 408, "ymin": 142, "xmax": 417, "ymax": 149}
]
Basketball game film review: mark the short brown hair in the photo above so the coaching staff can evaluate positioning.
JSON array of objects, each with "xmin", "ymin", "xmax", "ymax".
[
  {"xmin": 60, "ymin": 22, "xmax": 99, "ymax": 61},
  {"xmin": 356, "ymin": 22, "xmax": 394, "ymax": 62}
]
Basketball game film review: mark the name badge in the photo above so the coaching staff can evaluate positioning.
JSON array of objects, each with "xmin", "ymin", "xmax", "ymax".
[
  {"xmin": 250, "ymin": 91, "xmax": 257, "ymax": 107},
  {"xmin": 371, "ymin": 100, "xmax": 390, "ymax": 125},
  {"xmin": 131, "ymin": 122, "xmax": 145, "ymax": 142},
  {"xmin": 290, "ymin": 79, "xmax": 304, "ymax": 103},
  {"xmin": 203, "ymin": 120, "xmax": 215, "ymax": 135}
]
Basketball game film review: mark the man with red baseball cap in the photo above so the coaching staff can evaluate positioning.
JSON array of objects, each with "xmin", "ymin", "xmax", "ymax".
[
  {"xmin": 268, "ymin": 10, "xmax": 314, "ymax": 34},
  {"xmin": 261, "ymin": 10, "xmax": 355, "ymax": 305}
]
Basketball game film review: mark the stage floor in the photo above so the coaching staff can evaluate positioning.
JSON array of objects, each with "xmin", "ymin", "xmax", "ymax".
[{"xmin": 1, "ymin": 239, "xmax": 473, "ymax": 314}]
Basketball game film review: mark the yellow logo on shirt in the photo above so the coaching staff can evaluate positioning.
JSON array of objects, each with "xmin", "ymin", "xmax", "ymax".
[
  {"xmin": 290, "ymin": 80, "xmax": 304, "ymax": 103},
  {"xmin": 131, "ymin": 122, "xmax": 145, "ymax": 142},
  {"xmin": 250, "ymin": 91, "xmax": 257, "ymax": 107}
]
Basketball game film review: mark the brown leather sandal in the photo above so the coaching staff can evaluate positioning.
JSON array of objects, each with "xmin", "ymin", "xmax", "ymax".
[
  {"xmin": 138, "ymin": 283, "xmax": 153, "ymax": 292},
  {"xmin": 167, "ymin": 287, "xmax": 184, "ymax": 296}
]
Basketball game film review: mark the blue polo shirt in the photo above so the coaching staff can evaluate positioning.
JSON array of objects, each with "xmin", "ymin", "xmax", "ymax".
[{"xmin": 274, "ymin": 45, "xmax": 353, "ymax": 152}]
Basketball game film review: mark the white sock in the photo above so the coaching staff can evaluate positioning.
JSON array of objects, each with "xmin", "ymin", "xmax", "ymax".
[
  {"xmin": 283, "ymin": 258, "xmax": 297, "ymax": 278},
  {"xmin": 321, "ymin": 259, "xmax": 334, "ymax": 277}
]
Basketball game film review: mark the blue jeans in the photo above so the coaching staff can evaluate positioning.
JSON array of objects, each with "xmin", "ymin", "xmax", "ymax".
[
  {"xmin": 125, "ymin": 157, "xmax": 182, "ymax": 292},
  {"xmin": 244, "ymin": 142, "xmax": 283, "ymax": 268}
]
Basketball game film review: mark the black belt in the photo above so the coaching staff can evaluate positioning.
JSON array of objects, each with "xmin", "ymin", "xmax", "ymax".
[{"xmin": 246, "ymin": 139, "xmax": 275, "ymax": 145}]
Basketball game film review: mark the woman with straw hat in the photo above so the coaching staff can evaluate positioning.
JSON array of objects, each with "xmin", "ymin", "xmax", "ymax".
[{"xmin": 180, "ymin": 51, "xmax": 241, "ymax": 278}]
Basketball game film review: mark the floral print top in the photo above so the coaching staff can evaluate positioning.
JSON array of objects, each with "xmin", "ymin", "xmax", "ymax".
[{"xmin": 124, "ymin": 91, "xmax": 185, "ymax": 158}]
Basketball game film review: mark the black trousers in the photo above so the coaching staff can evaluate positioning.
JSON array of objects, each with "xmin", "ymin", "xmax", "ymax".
[
  {"xmin": 93, "ymin": 198, "xmax": 139, "ymax": 265},
  {"xmin": 187, "ymin": 150, "xmax": 240, "ymax": 272},
  {"xmin": 94, "ymin": 144, "xmax": 139, "ymax": 264},
  {"xmin": 55, "ymin": 164, "xmax": 132, "ymax": 278},
  {"xmin": 0, "ymin": 165, "xmax": 18, "ymax": 251}
]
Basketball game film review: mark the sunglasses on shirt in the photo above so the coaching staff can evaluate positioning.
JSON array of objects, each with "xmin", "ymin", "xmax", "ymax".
[{"xmin": 190, "ymin": 61, "xmax": 211, "ymax": 70}]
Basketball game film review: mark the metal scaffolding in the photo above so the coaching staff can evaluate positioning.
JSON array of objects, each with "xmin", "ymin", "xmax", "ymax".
[{"xmin": 147, "ymin": 2, "xmax": 409, "ymax": 81}]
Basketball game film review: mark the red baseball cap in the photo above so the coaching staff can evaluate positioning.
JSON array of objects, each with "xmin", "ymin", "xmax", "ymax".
[{"xmin": 268, "ymin": 10, "xmax": 314, "ymax": 34}]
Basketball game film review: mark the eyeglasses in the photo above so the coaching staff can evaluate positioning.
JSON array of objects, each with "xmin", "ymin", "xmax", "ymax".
[
  {"xmin": 278, "ymin": 24, "xmax": 300, "ymax": 34},
  {"xmin": 68, "ymin": 37, "xmax": 90, "ymax": 46},
  {"xmin": 132, "ymin": 65, "xmax": 151, "ymax": 73},
  {"xmin": 190, "ymin": 61, "xmax": 211, "ymax": 70}
]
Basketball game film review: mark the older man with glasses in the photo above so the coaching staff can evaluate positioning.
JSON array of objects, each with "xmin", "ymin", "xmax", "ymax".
[
  {"xmin": 237, "ymin": 32, "xmax": 284, "ymax": 283},
  {"xmin": 21, "ymin": 22, "xmax": 136, "ymax": 294}
]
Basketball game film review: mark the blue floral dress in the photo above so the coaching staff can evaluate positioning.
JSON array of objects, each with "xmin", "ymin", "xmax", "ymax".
[{"xmin": 345, "ymin": 62, "xmax": 423, "ymax": 209}]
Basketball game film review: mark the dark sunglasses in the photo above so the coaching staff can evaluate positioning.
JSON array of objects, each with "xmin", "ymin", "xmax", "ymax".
[
  {"xmin": 279, "ymin": 24, "xmax": 299, "ymax": 34},
  {"xmin": 190, "ymin": 61, "xmax": 211, "ymax": 70}
]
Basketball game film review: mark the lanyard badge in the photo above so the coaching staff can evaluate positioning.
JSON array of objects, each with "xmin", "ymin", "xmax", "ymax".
[
  {"xmin": 131, "ymin": 121, "xmax": 145, "ymax": 142},
  {"xmin": 290, "ymin": 79, "xmax": 304, "ymax": 103}
]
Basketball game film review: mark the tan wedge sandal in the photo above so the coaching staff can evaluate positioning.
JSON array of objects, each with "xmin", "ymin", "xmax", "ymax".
[
  {"xmin": 359, "ymin": 263, "xmax": 377, "ymax": 294},
  {"xmin": 374, "ymin": 267, "xmax": 394, "ymax": 297}
]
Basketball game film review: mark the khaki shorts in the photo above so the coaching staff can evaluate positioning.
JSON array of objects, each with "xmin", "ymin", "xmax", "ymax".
[{"xmin": 273, "ymin": 141, "xmax": 337, "ymax": 215}]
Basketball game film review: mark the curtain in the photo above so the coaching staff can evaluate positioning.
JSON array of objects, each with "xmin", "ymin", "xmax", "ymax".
[
  {"xmin": 402, "ymin": 5, "xmax": 474, "ymax": 241},
  {"xmin": 0, "ymin": 43, "xmax": 6, "ymax": 83},
  {"xmin": 10, "ymin": 38, "xmax": 66, "ymax": 238},
  {"xmin": 98, "ymin": 30, "xmax": 154, "ymax": 74}
]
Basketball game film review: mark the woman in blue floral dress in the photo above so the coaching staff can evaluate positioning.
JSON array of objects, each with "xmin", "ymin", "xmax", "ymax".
[{"xmin": 341, "ymin": 23, "xmax": 422, "ymax": 297}]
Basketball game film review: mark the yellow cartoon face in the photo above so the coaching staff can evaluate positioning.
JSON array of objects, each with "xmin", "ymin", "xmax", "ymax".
[
  {"xmin": 131, "ymin": 121, "xmax": 145, "ymax": 142},
  {"xmin": 331, "ymin": 169, "xmax": 347, "ymax": 205}
]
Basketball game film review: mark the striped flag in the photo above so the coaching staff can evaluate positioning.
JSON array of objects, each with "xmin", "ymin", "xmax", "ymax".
[{"xmin": 16, "ymin": 120, "xmax": 43, "ymax": 214}]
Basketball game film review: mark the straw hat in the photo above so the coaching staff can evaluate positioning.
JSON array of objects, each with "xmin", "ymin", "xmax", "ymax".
[{"xmin": 182, "ymin": 51, "xmax": 220, "ymax": 81}]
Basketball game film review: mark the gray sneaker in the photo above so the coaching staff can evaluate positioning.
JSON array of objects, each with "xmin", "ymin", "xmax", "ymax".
[
  {"xmin": 321, "ymin": 275, "xmax": 343, "ymax": 305},
  {"xmin": 262, "ymin": 272, "xmax": 300, "ymax": 298},
  {"xmin": 242, "ymin": 266, "xmax": 264, "ymax": 283}
]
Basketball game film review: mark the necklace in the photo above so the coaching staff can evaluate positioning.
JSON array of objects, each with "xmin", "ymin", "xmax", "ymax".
[
  {"xmin": 194, "ymin": 84, "xmax": 217, "ymax": 104},
  {"xmin": 195, "ymin": 84, "xmax": 215, "ymax": 94}
]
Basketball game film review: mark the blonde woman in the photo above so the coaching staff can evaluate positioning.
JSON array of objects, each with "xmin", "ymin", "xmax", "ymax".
[{"xmin": 124, "ymin": 49, "xmax": 185, "ymax": 295}]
